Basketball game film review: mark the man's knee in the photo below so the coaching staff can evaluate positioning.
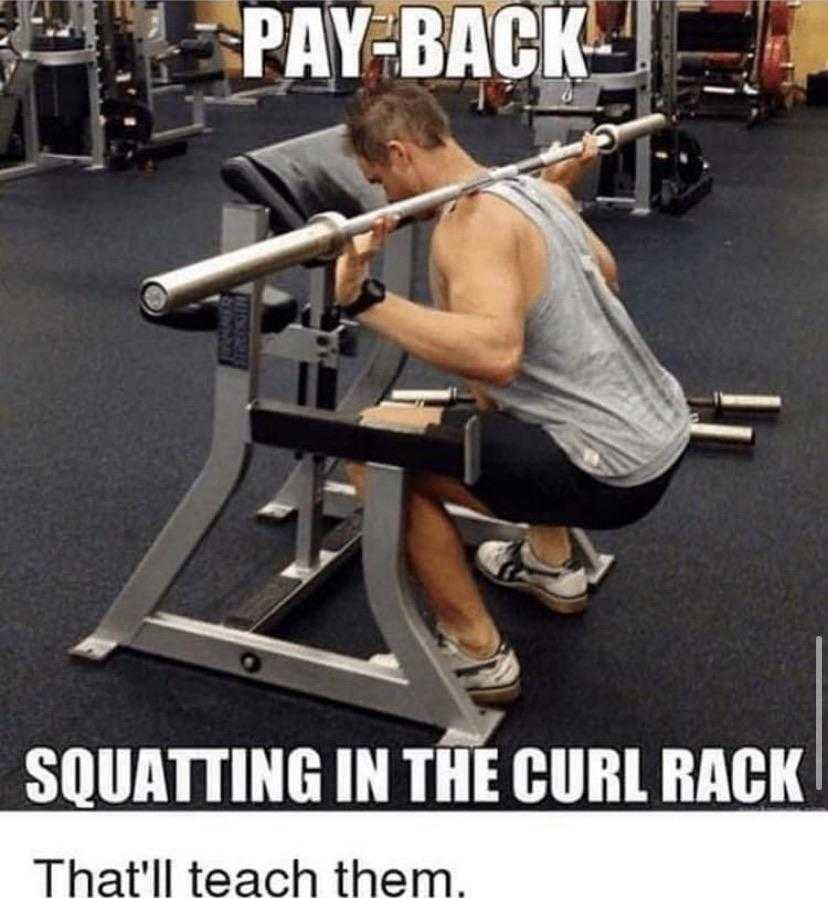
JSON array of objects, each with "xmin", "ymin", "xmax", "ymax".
[
  {"xmin": 410, "ymin": 472, "xmax": 492, "ymax": 517},
  {"xmin": 346, "ymin": 405, "xmax": 490, "ymax": 516}
]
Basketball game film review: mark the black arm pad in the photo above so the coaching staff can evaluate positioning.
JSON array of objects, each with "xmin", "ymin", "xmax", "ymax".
[
  {"xmin": 250, "ymin": 399, "xmax": 480, "ymax": 485},
  {"xmin": 220, "ymin": 126, "xmax": 384, "ymax": 241}
]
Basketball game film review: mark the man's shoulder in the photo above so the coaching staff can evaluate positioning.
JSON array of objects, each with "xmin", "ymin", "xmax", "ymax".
[
  {"xmin": 536, "ymin": 176, "xmax": 577, "ymax": 209},
  {"xmin": 433, "ymin": 191, "xmax": 526, "ymax": 253},
  {"xmin": 456, "ymin": 189, "xmax": 526, "ymax": 224}
]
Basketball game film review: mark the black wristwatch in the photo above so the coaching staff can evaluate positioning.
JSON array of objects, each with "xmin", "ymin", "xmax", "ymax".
[{"xmin": 344, "ymin": 278, "xmax": 386, "ymax": 318}]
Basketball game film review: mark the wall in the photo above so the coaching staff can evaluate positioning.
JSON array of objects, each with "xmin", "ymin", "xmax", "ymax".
[{"xmin": 790, "ymin": 0, "xmax": 828, "ymax": 79}]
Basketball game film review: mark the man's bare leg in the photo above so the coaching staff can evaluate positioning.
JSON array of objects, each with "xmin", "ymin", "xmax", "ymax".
[
  {"xmin": 347, "ymin": 404, "xmax": 501, "ymax": 659},
  {"xmin": 527, "ymin": 525, "xmax": 572, "ymax": 566},
  {"xmin": 405, "ymin": 485, "xmax": 500, "ymax": 657}
]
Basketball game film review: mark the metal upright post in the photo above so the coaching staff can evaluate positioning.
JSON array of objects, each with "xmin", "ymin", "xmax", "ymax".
[
  {"xmin": 633, "ymin": 1, "xmax": 654, "ymax": 215},
  {"xmin": 80, "ymin": 0, "xmax": 105, "ymax": 169},
  {"xmin": 292, "ymin": 263, "xmax": 338, "ymax": 572},
  {"xmin": 19, "ymin": 1, "xmax": 39, "ymax": 168},
  {"xmin": 659, "ymin": 0, "xmax": 678, "ymax": 114},
  {"xmin": 131, "ymin": 1, "xmax": 156, "ymax": 118},
  {"xmin": 71, "ymin": 204, "xmax": 270, "ymax": 660},
  {"xmin": 361, "ymin": 464, "xmax": 504, "ymax": 746},
  {"xmin": 259, "ymin": 224, "xmax": 418, "ymax": 522}
]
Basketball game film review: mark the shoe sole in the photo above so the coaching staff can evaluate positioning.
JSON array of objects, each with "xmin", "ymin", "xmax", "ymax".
[
  {"xmin": 475, "ymin": 558, "xmax": 589, "ymax": 615},
  {"xmin": 467, "ymin": 680, "xmax": 521, "ymax": 707}
]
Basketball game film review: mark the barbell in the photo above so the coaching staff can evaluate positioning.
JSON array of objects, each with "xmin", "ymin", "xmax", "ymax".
[{"xmin": 140, "ymin": 113, "xmax": 670, "ymax": 316}]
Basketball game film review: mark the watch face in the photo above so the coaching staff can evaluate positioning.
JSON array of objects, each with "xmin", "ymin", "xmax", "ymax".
[{"xmin": 366, "ymin": 279, "xmax": 385, "ymax": 300}]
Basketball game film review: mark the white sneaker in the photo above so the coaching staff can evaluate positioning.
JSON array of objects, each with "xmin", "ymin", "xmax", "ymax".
[
  {"xmin": 370, "ymin": 632, "xmax": 521, "ymax": 706},
  {"xmin": 475, "ymin": 539, "xmax": 588, "ymax": 614}
]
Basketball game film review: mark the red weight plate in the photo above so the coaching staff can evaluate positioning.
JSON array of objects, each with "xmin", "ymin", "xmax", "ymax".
[
  {"xmin": 707, "ymin": 1, "xmax": 750, "ymax": 13},
  {"xmin": 484, "ymin": 79, "xmax": 510, "ymax": 111},
  {"xmin": 703, "ymin": 52, "xmax": 747, "ymax": 70},
  {"xmin": 595, "ymin": 0, "xmax": 628, "ymax": 35},
  {"xmin": 760, "ymin": 34, "xmax": 790, "ymax": 95},
  {"xmin": 361, "ymin": 56, "xmax": 383, "ymax": 91},
  {"xmin": 769, "ymin": 0, "xmax": 794, "ymax": 36}
]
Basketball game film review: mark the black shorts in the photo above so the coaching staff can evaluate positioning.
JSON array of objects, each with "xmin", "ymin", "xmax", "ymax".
[{"xmin": 442, "ymin": 407, "xmax": 684, "ymax": 530}]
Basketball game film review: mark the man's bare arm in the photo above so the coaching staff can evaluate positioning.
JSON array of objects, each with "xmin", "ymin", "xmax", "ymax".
[
  {"xmin": 339, "ymin": 199, "xmax": 527, "ymax": 386},
  {"xmin": 539, "ymin": 134, "xmax": 620, "ymax": 293},
  {"xmin": 541, "ymin": 131, "xmax": 600, "ymax": 194}
]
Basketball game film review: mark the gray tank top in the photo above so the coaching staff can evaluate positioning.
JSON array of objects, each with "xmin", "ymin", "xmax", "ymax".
[{"xmin": 431, "ymin": 176, "xmax": 690, "ymax": 487}]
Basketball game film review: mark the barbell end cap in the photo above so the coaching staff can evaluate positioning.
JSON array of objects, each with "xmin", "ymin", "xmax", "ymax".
[
  {"xmin": 141, "ymin": 282, "xmax": 170, "ymax": 316},
  {"xmin": 593, "ymin": 123, "xmax": 620, "ymax": 155}
]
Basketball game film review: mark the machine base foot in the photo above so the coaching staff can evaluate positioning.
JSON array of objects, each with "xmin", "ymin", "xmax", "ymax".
[
  {"xmin": 70, "ymin": 635, "xmax": 118, "ymax": 662},
  {"xmin": 436, "ymin": 708, "xmax": 505, "ymax": 747},
  {"xmin": 257, "ymin": 501, "xmax": 296, "ymax": 521}
]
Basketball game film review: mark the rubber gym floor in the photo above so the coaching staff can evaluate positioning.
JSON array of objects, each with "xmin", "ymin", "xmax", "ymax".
[{"xmin": 2, "ymin": 90, "xmax": 826, "ymax": 809}]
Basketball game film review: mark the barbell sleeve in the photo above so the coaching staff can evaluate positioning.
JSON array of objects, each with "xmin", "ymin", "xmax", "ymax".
[
  {"xmin": 140, "ymin": 113, "xmax": 670, "ymax": 316},
  {"xmin": 140, "ymin": 218, "xmax": 344, "ymax": 316},
  {"xmin": 717, "ymin": 393, "xmax": 782, "ymax": 413},
  {"xmin": 686, "ymin": 392, "xmax": 782, "ymax": 415},
  {"xmin": 389, "ymin": 388, "xmax": 475, "ymax": 406},
  {"xmin": 690, "ymin": 423, "xmax": 755, "ymax": 447},
  {"xmin": 593, "ymin": 113, "xmax": 669, "ymax": 153}
]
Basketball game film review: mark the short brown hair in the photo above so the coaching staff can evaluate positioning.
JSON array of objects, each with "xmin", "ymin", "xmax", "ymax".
[{"xmin": 344, "ymin": 82, "xmax": 451, "ymax": 164}]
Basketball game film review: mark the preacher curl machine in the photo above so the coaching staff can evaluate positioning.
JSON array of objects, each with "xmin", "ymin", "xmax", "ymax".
[{"xmin": 73, "ymin": 114, "xmax": 779, "ymax": 746}]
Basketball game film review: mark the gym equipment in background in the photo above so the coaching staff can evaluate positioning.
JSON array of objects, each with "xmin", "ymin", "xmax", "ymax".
[
  {"xmin": 1, "ymin": 0, "xmax": 225, "ymax": 176},
  {"xmin": 244, "ymin": 0, "xmax": 360, "ymax": 96},
  {"xmin": 526, "ymin": 1, "xmax": 713, "ymax": 216},
  {"xmin": 0, "ymin": 0, "xmax": 105, "ymax": 182},
  {"xmin": 197, "ymin": 1, "xmax": 362, "ymax": 102},
  {"xmin": 360, "ymin": 11, "xmax": 397, "ymax": 91},
  {"xmin": 677, "ymin": 0, "xmax": 799, "ymax": 127},
  {"xmin": 469, "ymin": 0, "xmax": 540, "ymax": 117},
  {"xmin": 186, "ymin": 19, "xmax": 288, "ymax": 108},
  {"xmin": 98, "ymin": 0, "xmax": 219, "ymax": 171}
]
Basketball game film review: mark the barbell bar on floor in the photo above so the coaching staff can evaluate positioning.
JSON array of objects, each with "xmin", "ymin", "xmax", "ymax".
[
  {"xmin": 686, "ymin": 392, "xmax": 781, "ymax": 415},
  {"xmin": 387, "ymin": 389, "xmax": 772, "ymax": 447}
]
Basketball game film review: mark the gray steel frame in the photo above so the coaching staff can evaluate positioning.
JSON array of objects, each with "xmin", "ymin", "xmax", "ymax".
[
  {"xmin": 258, "ymin": 223, "xmax": 417, "ymax": 524},
  {"xmin": 74, "ymin": 126, "xmax": 620, "ymax": 741},
  {"xmin": 72, "ymin": 201, "xmax": 503, "ymax": 746},
  {"xmin": 188, "ymin": 25, "xmax": 289, "ymax": 109},
  {"xmin": 0, "ymin": 0, "xmax": 104, "ymax": 182},
  {"xmin": 132, "ymin": 0, "xmax": 208, "ymax": 145}
]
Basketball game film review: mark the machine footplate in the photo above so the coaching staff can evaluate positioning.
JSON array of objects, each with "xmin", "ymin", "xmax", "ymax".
[
  {"xmin": 70, "ymin": 635, "xmax": 118, "ymax": 662},
  {"xmin": 224, "ymin": 513, "xmax": 363, "ymax": 631}
]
